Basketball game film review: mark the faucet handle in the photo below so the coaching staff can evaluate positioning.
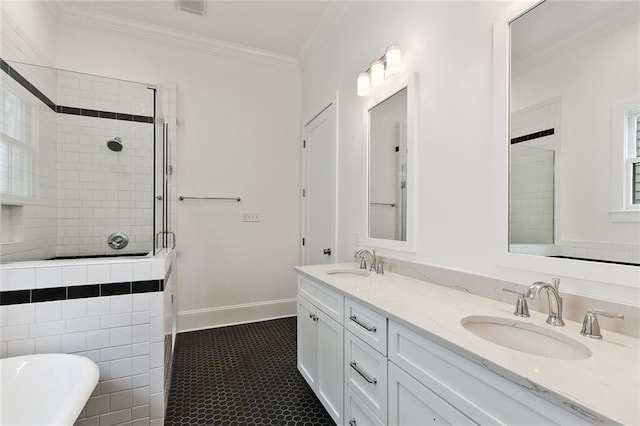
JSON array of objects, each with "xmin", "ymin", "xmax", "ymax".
[
  {"xmin": 501, "ymin": 288, "xmax": 530, "ymax": 318},
  {"xmin": 580, "ymin": 309, "xmax": 624, "ymax": 339},
  {"xmin": 376, "ymin": 262, "xmax": 384, "ymax": 275},
  {"xmin": 359, "ymin": 258, "xmax": 367, "ymax": 270}
]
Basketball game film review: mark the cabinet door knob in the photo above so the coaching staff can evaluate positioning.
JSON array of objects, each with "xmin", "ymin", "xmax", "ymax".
[
  {"xmin": 323, "ymin": 248, "xmax": 332, "ymax": 256},
  {"xmin": 349, "ymin": 419, "xmax": 357, "ymax": 426}
]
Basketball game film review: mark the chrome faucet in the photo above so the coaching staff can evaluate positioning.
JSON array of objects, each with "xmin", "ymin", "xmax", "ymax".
[
  {"xmin": 355, "ymin": 249, "xmax": 377, "ymax": 272},
  {"xmin": 525, "ymin": 278, "xmax": 564, "ymax": 326}
]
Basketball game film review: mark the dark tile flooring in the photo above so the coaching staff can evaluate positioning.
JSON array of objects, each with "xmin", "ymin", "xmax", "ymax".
[{"xmin": 165, "ymin": 317, "xmax": 335, "ymax": 425}]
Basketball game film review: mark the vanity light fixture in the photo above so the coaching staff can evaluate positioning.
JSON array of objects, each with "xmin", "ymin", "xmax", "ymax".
[
  {"xmin": 357, "ymin": 72, "xmax": 370, "ymax": 96},
  {"xmin": 357, "ymin": 45, "xmax": 402, "ymax": 96},
  {"xmin": 370, "ymin": 60, "xmax": 385, "ymax": 86}
]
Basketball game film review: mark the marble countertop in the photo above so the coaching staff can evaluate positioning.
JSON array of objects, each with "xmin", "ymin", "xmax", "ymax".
[{"xmin": 295, "ymin": 263, "xmax": 640, "ymax": 425}]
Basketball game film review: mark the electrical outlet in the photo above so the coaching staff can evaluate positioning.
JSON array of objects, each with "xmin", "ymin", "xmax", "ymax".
[{"xmin": 242, "ymin": 212, "xmax": 261, "ymax": 222}]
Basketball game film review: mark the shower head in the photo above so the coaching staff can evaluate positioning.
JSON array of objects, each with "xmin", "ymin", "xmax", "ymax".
[{"xmin": 107, "ymin": 137, "xmax": 123, "ymax": 152}]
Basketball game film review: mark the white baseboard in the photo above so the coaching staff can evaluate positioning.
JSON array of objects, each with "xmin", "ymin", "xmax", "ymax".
[{"xmin": 177, "ymin": 298, "xmax": 297, "ymax": 333}]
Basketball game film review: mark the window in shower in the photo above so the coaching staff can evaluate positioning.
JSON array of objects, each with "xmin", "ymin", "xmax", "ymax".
[
  {"xmin": 629, "ymin": 112, "xmax": 640, "ymax": 206},
  {"xmin": 1, "ymin": 87, "xmax": 36, "ymax": 201}
]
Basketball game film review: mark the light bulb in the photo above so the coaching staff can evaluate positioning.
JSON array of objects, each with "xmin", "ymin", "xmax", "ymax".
[
  {"xmin": 357, "ymin": 72, "xmax": 370, "ymax": 96},
  {"xmin": 385, "ymin": 45, "xmax": 401, "ymax": 75},
  {"xmin": 370, "ymin": 60, "xmax": 385, "ymax": 86}
]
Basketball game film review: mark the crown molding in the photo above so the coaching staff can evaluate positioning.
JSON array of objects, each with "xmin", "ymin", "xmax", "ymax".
[{"xmin": 56, "ymin": 6, "xmax": 301, "ymax": 73}]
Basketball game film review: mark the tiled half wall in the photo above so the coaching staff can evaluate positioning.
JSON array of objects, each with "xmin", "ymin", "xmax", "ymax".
[{"xmin": 0, "ymin": 254, "xmax": 172, "ymax": 426}]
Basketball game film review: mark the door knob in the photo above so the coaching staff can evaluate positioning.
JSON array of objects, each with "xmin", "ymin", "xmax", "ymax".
[{"xmin": 323, "ymin": 248, "xmax": 332, "ymax": 256}]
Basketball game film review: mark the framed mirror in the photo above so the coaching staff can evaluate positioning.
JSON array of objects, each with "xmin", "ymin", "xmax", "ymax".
[
  {"xmin": 509, "ymin": 0, "xmax": 640, "ymax": 266},
  {"xmin": 364, "ymin": 73, "xmax": 417, "ymax": 252}
]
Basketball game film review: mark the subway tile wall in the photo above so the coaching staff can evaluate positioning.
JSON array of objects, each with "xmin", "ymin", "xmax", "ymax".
[
  {"xmin": 56, "ymin": 71, "xmax": 153, "ymax": 118},
  {"xmin": 55, "ymin": 71, "xmax": 154, "ymax": 258},
  {"xmin": 510, "ymin": 97, "xmax": 560, "ymax": 247},
  {"xmin": 1, "ymin": 65, "xmax": 58, "ymax": 262},
  {"xmin": 1, "ymin": 59, "xmax": 156, "ymax": 262},
  {"xmin": 0, "ymin": 253, "xmax": 172, "ymax": 426}
]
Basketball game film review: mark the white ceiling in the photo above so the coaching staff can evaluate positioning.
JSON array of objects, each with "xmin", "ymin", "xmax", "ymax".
[
  {"xmin": 511, "ymin": 0, "xmax": 639, "ymax": 64},
  {"xmin": 62, "ymin": 1, "xmax": 333, "ymax": 58}
]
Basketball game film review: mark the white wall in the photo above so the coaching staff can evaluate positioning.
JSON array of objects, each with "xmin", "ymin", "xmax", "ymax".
[
  {"xmin": 53, "ymin": 14, "xmax": 302, "ymax": 330},
  {"xmin": 303, "ymin": 1, "xmax": 504, "ymax": 267},
  {"xmin": 301, "ymin": 2, "xmax": 638, "ymax": 302},
  {"xmin": 0, "ymin": 0, "xmax": 57, "ymax": 65}
]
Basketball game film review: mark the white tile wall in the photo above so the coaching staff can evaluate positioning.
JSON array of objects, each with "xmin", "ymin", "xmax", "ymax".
[
  {"xmin": 0, "ymin": 67, "xmax": 58, "ymax": 262},
  {"xmin": 559, "ymin": 240, "xmax": 640, "ymax": 265},
  {"xmin": 57, "ymin": 71, "xmax": 154, "ymax": 117},
  {"xmin": 0, "ymin": 291, "xmax": 164, "ymax": 425},
  {"xmin": 1, "ymin": 62, "xmax": 155, "ymax": 262},
  {"xmin": 0, "ymin": 254, "xmax": 170, "ymax": 425},
  {"xmin": 55, "ymin": 112, "xmax": 154, "ymax": 258},
  {"xmin": 510, "ymin": 97, "xmax": 560, "ymax": 247}
]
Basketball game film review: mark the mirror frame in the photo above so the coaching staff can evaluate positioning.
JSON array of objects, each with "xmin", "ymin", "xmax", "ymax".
[
  {"xmin": 491, "ymin": 2, "xmax": 639, "ymax": 300},
  {"xmin": 363, "ymin": 72, "xmax": 418, "ymax": 253}
]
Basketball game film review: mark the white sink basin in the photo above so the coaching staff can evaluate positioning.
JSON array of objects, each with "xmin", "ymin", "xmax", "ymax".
[
  {"xmin": 1, "ymin": 353, "xmax": 100, "ymax": 425},
  {"xmin": 326, "ymin": 268, "xmax": 369, "ymax": 277},
  {"xmin": 461, "ymin": 316, "xmax": 591, "ymax": 360}
]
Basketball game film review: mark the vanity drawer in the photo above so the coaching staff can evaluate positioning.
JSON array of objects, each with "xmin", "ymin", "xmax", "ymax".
[
  {"xmin": 345, "ymin": 298, "xmax": 387, "ymax": 355},
  {"xmin": 388, "ymin": 321, "xmax": 588, "ymax": 425},
  {"xmin": 345, "ymin": 331, "xmax": 387, "ymax": 421},
  {"xmin": 298, "ymin": 275, "xmax": 344, "ymax": 324},
  {"xmin": 344, "ymin": 385, "xmax": 385, "ymax": 426}
]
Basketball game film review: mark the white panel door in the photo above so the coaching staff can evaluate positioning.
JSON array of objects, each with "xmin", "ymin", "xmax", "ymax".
[
  {"xmin": 303, "ymin": 103, "xmax": 336, "ymax": 265},
  {"xmin": 316, "ymin": 308, "xmax": 344, "ymax": 425},
  {"xmin": 388, "ymin": 363, "xmax": 474, "ymax": 426},
  {"xmin": 297, "ymin": 296, "xmax": 317, "ymax": 388}
]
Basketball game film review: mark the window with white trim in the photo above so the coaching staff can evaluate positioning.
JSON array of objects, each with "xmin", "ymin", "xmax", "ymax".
[
  {"xmin": 0, "ymin": 87, "xmax": 36, "ymax": 200},
  {"xmin": 628, "ymin": 110, "xmax": 640, "ymax": 208}
]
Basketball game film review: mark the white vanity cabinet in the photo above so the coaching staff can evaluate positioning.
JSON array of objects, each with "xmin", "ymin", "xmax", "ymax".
[
  {"xmin": 388, "ymin": 362, "xmax": 474, "ymax": 425},
  {"xmin": 388, "ymin": 321, "xmax": 589, "ymax": 425},
  {"xmin": 297, "ymin": 276, "xmax": 344, "ymax": 425},
  {"xmin": 345, "ymin": 386, "xmax": 386, "ymax": 426},
  {"xmin": 343, "ymin": 300, "xmax": 389, "ymax": 425},
  {"xmin": 297, "ymin": 270, "xmax": 593, "ymax": 426}
]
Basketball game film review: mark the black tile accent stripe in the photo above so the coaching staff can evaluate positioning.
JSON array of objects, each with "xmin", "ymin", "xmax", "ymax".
[
  {"xmin": 132, "ymin": 280, "xmax": 162, "ymax": 294},
  {"xmin": 101, "ymin": 282, "xmax": 131, "ymax": 296},
  {"xmin": 0, "ymin": 290, "xmax": 31, "ymax": 306},
  {"xmin": 510, "ymin": 128, "xmax": 555, "ymax": 144},
  {"xmin": 32, "ymin": 287, "xmax": 66, "ymax": 303},
  {"xmin": 0, "ymin": 279, "xmax": 164, "ymax": 305},
  {"xmin": 0, "ymin": 58, "xmax": 154, "ymax": 124},
  {"xmin": 68, "ymin": 285, "xmax": 100, "ymax": 299}
]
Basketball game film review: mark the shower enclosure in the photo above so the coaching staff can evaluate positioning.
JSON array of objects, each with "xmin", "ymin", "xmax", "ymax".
[{"xmin": 0, "ymin": 60, "xmax": 173, "ymax": 262}]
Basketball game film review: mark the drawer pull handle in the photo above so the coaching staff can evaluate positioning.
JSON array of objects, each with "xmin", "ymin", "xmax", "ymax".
[
  {"xmin": 309, "ymin": 313, "xmax": 318, "ymax": 321},
  {"xmin": 349, "ymin": 418, "xmax": 357, "ymax": 426},
  {"xmin": 349, "ymin": 315, "xmax": 376, "ymax": 332},
  {"xmin": 350, "ymin": 361, "xmax": 377, "ymax": 384}
]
